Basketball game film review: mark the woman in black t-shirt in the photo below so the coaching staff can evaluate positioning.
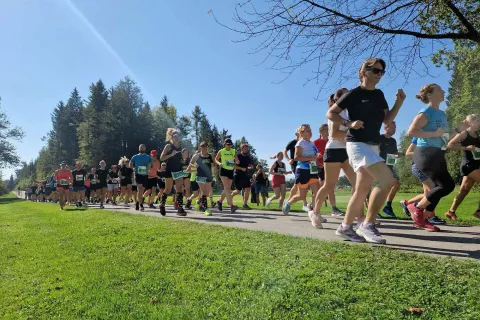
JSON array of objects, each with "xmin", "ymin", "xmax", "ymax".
[
  {"xmin": 96, "ymin": 160, "xmax": 108, "ymax": 209},
  {"xmin": 118, "ymin": 157, "xmax": 134, "ymax": 207},
  {"xmin": 326, "ymin": 58, "xmax": 406, "ymax": 245}
]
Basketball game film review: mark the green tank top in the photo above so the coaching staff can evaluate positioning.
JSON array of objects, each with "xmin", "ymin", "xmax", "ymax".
[{"xmin": 220, "ymin": 148, "xmax": 236, "ymax": 170}]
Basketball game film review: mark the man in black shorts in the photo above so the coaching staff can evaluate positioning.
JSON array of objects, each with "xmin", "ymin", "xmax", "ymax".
[{"xmin": 232, "ymin": 143, "xmax": 255, "ymax": 209}]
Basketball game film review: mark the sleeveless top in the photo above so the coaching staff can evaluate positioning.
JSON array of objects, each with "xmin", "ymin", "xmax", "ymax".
[
  {"xmin": 272, "ymin": 161, "xmax": 286, "ymax": 174},
  {"xmin": 326, "ymin": 109, "xmax": 348, "ymax": 149},
  {"xmin": 197, "ymin": 154, "xmax": 213, "ymax": 178},
  {"xmin": 166, "ymin": 144, "xmax": 182, "ymax": 172},
  {"xmin": 220, "ymin": 148, "xmax": 236, "ymax": 170},
  {"xmin": 460, "ymin": 130, "xmax": 480, "ymax": 163}
]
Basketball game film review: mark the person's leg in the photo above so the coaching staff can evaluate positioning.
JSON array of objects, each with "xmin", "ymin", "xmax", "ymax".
[
  {"xmin": 446, "ymin": 173, "xmax": 479, "ymax": 219},
  {"xmin": 289, "ymin": 186, "xmax": 308, "ymax": 205},
  {"xmin": 243, "ymin": 187, "xmax": 251, "ymax": 207},
  {"xmin": 267, "ymin": 187, "xmax": 281, "ymax": 208},
  {"xmin": 184, "ymin": 179, "xmax": 191, "ymax": 199},
  {"xmin": 313, "ymin": 163, "xmax": 342, "ymax": 215},
  {"xmin": 174, "ymin": 178, "xmax": 186, "ymax": 215},
  {"xmin": 362, "ymin": 162, "xmax": 396, "ymax": 223},
  {"xmin": 279, "ymin": 184, "xmax": 287, "ymax": 209},
  {"xmin": 221, "ymin": 176, "xmax": 234, "ymax": 207}
]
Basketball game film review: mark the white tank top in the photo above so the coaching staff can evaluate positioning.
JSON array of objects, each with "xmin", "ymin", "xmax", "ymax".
[{"xmin": 326, "ymin": 109, "xmax": 349, "ymax": 149}]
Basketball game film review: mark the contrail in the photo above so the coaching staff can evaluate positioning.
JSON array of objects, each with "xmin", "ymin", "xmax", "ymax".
[{"xmin": 62, "ymin": 0, "xmax": 155, "ymax": 102}]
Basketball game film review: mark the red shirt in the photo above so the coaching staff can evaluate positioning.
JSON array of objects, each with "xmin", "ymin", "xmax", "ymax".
[{"xmin": 313, "ymin": 138, "xmax": 328, "ymax": 167}]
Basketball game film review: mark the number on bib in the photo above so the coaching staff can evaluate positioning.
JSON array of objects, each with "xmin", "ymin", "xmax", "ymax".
[
  {"xmin": 226, "ymin": 160, "xmax": 235, "ymax": 167},
  {"xmin": 60, "ymin": 179, "xmax": 68, "ymax": 185},
  {"xmin": 472, "ymin": 148, "xmax": 480, "ymax": 161},
  {"xmin": 278, "ymin": 167, "xmax": 285, "ymax": 174},
  {"xmin": 386, "ymin": 154, "xmax": 397, "ymax": 166},
  {"xmin": 172, "ymin": 171, "xmax": 184, "ymax": 180},
  {"xmin": 76, "ymin": 175, "xmax": 83, "ymax": 181},
  {"xmin": 183, "ymin": 171, "xmax": 190, "ymax": 178},
  {"xmin": 138, "ymin": 166, "xmax": 147, "ymax": 175},
  {"xmin": 196, "ymin": 176, "xmax": 207, "ymax": 184},
  {"xmin": 309, "ymin": 161, "xmax": 318, "ymax": 175}
]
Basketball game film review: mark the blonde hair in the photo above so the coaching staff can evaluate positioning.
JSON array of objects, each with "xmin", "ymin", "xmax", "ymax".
[
  {"xmin": 270, "ymin": 151, "xmax": 283, "ymax": 159},
  {"xmin": 297, "ymin": 124, "xmax": 310, "ymax": 133},
  {"xmin": 166, "ymin": 128, "xmax": 178, "ymax": 142},
  {"xmin": 466, "ymin": 114, "xmax": 479, "ymax": 123},
  {"xmin": 359, "ymin": 58, "xmax": 386, "ymax": 82},
  {"xmin": 119, "ymin": 156, "xmax": 129, "ymax": 166},
  {"xmin": 415, "ymin": 84, "xmax": 438, "ymax": 104}
]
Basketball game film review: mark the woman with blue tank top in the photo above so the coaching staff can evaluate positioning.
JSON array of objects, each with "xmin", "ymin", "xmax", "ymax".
[{"xmin": 407, "ymin": 84, "xmax": 463, "ymax": 231}]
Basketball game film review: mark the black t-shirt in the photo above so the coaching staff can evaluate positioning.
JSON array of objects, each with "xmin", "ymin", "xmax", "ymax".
[
  {"xmin": 379, "ymin": 135, "xmax": 398, "ymax": 164},
  {"xmin": 119, "ymin": 166, "xmax": 133, "ymax": 180},
  {"xmin": 96, "ymin": 169, "xmax": 108, "ymax": 185},
  {"xmin": 337, "ymin": 86, "xmax": 389, "ymax": 144},
  {"xmin": 235, "ymin": 153, "xmax": 254, "ymax": 175},
  {"xmin": 88, "ymin": 173, "xmax": 97, "ymax": 184},
  {"xmin": 255, "ymin": 171, "xmax": 267, "ymax": 185},
  {"xmin": 285, "ymin": 139, "xmax": 298, "ymax": 167},
  {"xmin": 108, "ymin": 170, "xmax": 119, "ymax": 184},
  {"xmin": 72, "ymin": 169, "xmax": 87, "ymax": 187}
]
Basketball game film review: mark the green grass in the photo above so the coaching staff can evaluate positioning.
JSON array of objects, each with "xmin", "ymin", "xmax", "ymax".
[
  {"xmin": 1, "ymin": 195, "xmax": 480, "ymax": 319},
  {"xmin": 226, "ymin": 189, "xmax": 480, "ymax": 225}
]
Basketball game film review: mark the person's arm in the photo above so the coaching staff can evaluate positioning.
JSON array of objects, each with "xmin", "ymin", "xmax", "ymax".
[
  {"xmin": 283, "ymin": 148, "xmax": 292, "ymax": 164},
  {"xmin": 293, "ymin": 146, "xmax": 316, "ymax": 162},
  {"xmin": 384, "ymin": 89, "xmax": 406, "ymax": 124},
  {"xmin": 407, "ymin": 114, "xmax": 443, "ymax": 138},
  {"xmin": 326, "ymin": 105, "xmax": 364, "ymax": 129},
  {"xmin": 405, "ymin": 144, "xmax": 416, "ymax": 158},
  {"xmin": 447, "ymin": 131, "xmax": 476, "ymax": 151},
  {"xmin": 269, "ymin": 163, "xmax": 280, "ymax": 176},
  {"xmin": 187, "ymin": 154, "xmax": 199, "ymax": 172},
  {"xmin": 234, "ymin": 153, "xmax": 240, "ymax": 165},
  {"xmin": 160, "ymin": 144, "xmax": 175, "ymax": 161},
  {"xmin": 215, "ymin": 151, "xmax": 222, "ymax": 167}
]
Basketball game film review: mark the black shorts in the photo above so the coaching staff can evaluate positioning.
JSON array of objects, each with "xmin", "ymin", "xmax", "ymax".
[
  {"xmin": 220, "ymin": 168, "xmax": 234, "ymax": 180},
  {"xmin": 191, "ymin": 181, "xmax": 199, "ymax": 192},
  {"xmin": 324, "ymin": 148, "xmax": 349, "ymax": 163},
  {"xmin": 157, "ymin": 178, "xmax": 166, "ymax": 189},
  {"xmin": 135, "ymin": 174, "xmax": 148, "ymax": 187},
  {"xmin": 146, "ymin": 178, "xmax": 158, "ymax": 190},
  {"xmin": 318, "ymin": 167, "xmax": 325, "ymax": 181},
  {"xmin": 295, "ymin": 168, "xmax": 318, "ymax": 185},
  {"xmin": 120, "ymin": 178, "xmax": 132, "ymax": 187},
  {"xmin": 97, "ymin": 183, "xmax": 107, "ymax": 190},
  {"xmin": 44, "ymin": 188, "xmax": 52, "ymax": 195},
  {"xmin": 291, "ymin": 163, "xmax": 297, "ymax": 173},
  {"xmin": 460, "ymin": 159, "xmax": 480, "ymax": 177},
  {"xmin": 132, "ymin": 185, "xmax": 137, "ymax": 192},
  {"xmin": 90, "ymin": 184, "xmax": 97, "ymax": 191},
  {"xmin": 234, "ymin": 173, "xmax": 250, "ymax": 190}
]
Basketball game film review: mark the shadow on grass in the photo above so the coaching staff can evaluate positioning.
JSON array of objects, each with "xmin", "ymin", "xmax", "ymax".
[{"xmin": 0, "ymin": 197, "xmax": 24, "ymax": 205}]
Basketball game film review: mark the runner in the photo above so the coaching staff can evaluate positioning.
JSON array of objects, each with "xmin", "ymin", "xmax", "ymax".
[
  {"xmin": 445, "ymin": 114, "xmax": 480, "ymax": 220},
  {"xmin": 144, "ymin": 150, "xmax": 160, "ymax": 208},
  {"xmin": 181, "ymin": 148, "xmax": 192, "ymax": 202},
  {"xmin": 188, "ymin": 141, "xmax": 215, "ymax": 215},
  {"xmin": 54, "ymin": 161, "xmax": 73, "ymax": 210},
  {"xmin": 377, "ymin": 121, "xmax": 402, "ymax": 217},
  {"xmin": 96, "ymin": 160, "xmax": 108, "ymax": 209},
  {"xmin": 313, "ymin": 123, "xmax": 344, "ymax": 216},
  {"xmin": 87, "ymin": 167, "xmax": 98, "ymax": 203},
  {"xmin": 107, "ymin": 165, "xmax": 120, "ymax": 205},
  {"xmin": 253, "ymin": 164, "xmax": 268, "ymax": 206},
  {"xmin": 215, "ymin": 138, "xmax": 240, "ymax": 213},
  {"xmin": 326, "ymin": 58, "xmax": 406, "ymax": 243},
  {"xmin": 407, "ymin": 84, "xmax": 460, "ymax": 231},
  {"xmin": 185, "ymin": 161, "xmax": 199, "ymax": 210},
  {"xmin": 232, "ymin": 144, "xmax": 255, "ymax": 209},
  {"xmin": 118, "ymin": 157, "xmax": 134, "ymax": 207},
  {"xmin": 310, "ymin": 89, "xmax": 359, "ymax": 231},
  {"xmin": 131, "ymin": 144, "xmax": 153, "ymax": 212},
  {"xmin": 398, "ymin": 137, "xmax": 446, "ymax": 225},
  {"xmin": 159, "ymin": 129, "xmax": 187, "ymax": 216},
  {"xmin": 71, "ymin": 161, "xmax": 88, "ymax": 207},
  {"xmin": 284, "ymin": 132, "xmax": 308, "ymax": 210},
  {"xmin": 45, "ymin": 173, "xmax": 55, "ymax": 202},
  {"xmin": 283, "ymin": 124, "xmax": 321, "ymax": 217},
  {"xmin": 266, "ymin": 152, "xmax": 291, "ymax": 209},
  {"xmin": 156, "ymin": 163, "xmax": 167, "ymax": 208}
]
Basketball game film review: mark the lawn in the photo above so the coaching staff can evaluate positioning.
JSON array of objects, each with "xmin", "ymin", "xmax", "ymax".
[
  {"xmin": 1, "ymin": 195, "xmax": 479, "ymax": 319},
  {"xmin": 226, "ymin": 189, "xmax": 480, "ymax": 225}
]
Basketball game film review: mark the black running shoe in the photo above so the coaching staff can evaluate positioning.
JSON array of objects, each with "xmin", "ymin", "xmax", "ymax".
[
  {"xmin": 135, "ymin": 201, "xmax": 139, "ymax": 211},
  {"xmin": 217, "ymin": 201, "xmax": 223, "ymax": 212},
  {"xmin": 149, "ymin": 204, "xmax": 156, "ymax": 209},
  {"xmin": 211, "ymin": 201, "xmax": 217, "ymax": 208},
  {"xmin": 160, "ymin": 205, "xmax": 166, "ymax": 216},
  {"xmin": 185, "ymin": 199, "xmax": 192, "ymax": 210},
  {"xmin": 242, "ymin": 204, "xmax": 251, "ymax": 210},
  {"xmin": 78, "ymin": 202, "xmax": 82, "ymax": 207},
  {"xmin": 230, "ymin": 205, "xmax": 238, "ymax": 213},
  {"xmin": 428, "ymin": 216, "xmax": 446, "ymax": 225},
  {"xmin": 176, "ymin": 208, "xmax": 187, "ymax": 217},
  {"xmin": 140, "ymin": 204, "xmax": 144, "ymax": 211}
]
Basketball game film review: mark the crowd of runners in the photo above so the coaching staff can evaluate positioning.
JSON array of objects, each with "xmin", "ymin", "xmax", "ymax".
[{"xmin": 24, "ymin": 58, "xmax": 480, "ymax": 245}]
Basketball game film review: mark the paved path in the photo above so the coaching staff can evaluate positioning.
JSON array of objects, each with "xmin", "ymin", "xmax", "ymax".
[{"xmin": 14, "ymin": 191, "xmax": 480, "ymax": 259}]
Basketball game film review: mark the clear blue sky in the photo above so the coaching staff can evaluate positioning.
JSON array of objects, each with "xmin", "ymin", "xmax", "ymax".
[{"xmin": 0, "ymin": 0, "xmax": 451, "ymax": 179}]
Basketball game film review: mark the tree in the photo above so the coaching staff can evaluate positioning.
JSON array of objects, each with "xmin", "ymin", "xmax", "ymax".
[
  {"xmin": 0, "ymin": 98, "xmax": 25, "ymax": 168},
  {"xmin": 191, "ymin": 105, "xmax": 205, "ymax": 148},
  {"xmin": 6, "ymin": 174, "xmax": 15, "ymax": 191},
  {"xmin": 216, "ymin": 0, "xmax": 480, "ymax": 88}
]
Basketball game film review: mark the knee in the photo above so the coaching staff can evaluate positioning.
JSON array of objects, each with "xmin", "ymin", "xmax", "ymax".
[{"xmin": 394, "ymin": 180, "xmax": 400, "ymax": 189}]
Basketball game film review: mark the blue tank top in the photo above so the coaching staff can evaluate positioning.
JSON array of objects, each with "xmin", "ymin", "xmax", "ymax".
[{"xmin": 416, "ymin": 106, "xmax": 449, "ymax": 148}]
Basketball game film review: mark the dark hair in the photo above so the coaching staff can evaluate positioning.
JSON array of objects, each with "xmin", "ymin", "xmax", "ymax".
[
  {"xmin": 415, "ymin": 84, "xmax": 438, "ymax": 104},
  {"xmin": 328, "ymin": 88, "xmax": 349, "ymax": 107},
  {"xmin": 359, "ymin": 58, "xmax": 386, "ymax": 82}
]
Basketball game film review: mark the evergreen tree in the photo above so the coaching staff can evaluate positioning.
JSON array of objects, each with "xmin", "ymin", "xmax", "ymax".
[{"xmin": 7, "ymin": 174, "xmax": 15, "ymax": 190}]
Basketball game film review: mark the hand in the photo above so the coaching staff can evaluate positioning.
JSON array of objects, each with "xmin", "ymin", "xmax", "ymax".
[
  {"xmin": 171, "ymin": 150, "xmax": 178, "ymax": 156},
  {"xmin": 396, "ymin": 89, "xmax": 406, "ymax": 102},
  {"xmin": 349, "ymin": 120, "xmax": 364, "ymax": 129},
  {"xmin": 433, "ymin": 127, "xmax": 444, "ymax": 137},
  {"xmin": 465, "ymin": 145, "xmax": 476, "ymax": 151},
  {"xmin": 235, "ymin": 159, "xmax": 240, "ymax": 165},
  {"xmin": 289, "ymin": 159, "xmax": 294, "ymax": 164},
  {"xmin": 458, "ymin": 120, "xmax": 469, "ymax": 132}
]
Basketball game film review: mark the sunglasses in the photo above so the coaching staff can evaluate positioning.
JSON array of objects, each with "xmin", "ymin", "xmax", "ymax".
[
  {"xmin": 200, "ymin": 145, "xmax": 208, "ymax": 147},
  {"xmin": 366, "ymin": 67, "xmax": 386, "ymax": 75}
]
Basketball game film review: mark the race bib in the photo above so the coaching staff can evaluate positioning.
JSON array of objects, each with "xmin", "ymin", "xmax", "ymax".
[
  {"xmin": 53, "ymin": 183, "xmax": 57, "ymax": 187},
  {"xmin": 60, "ymin": 179, "xmax": 68, "ymax": 185},
  {"xmin": 91, "ymin": 179, "xmax": 97, "ymax": 184},
  {"xmin": 196, "ymin": 176, "xmax": 207, "ymax": 184},
  {"xmin": 309, "ymin": 161, "xmax": 318, "ymax": 175},
  {"xmin": 172, "ymin": 171, "xmax": 184, "ymax": 180},
  {"xmin": 472, "ymin": 147, "xmax": 480, "ymax": 160},
  {"xmin": 76, "ymin": 175, "xmax": 84, "ymax": 181},
  {"xmin": 278, "ymin": 167, "xmax": 285, "ymax": 174},
  {"xmin": 386, "ymin": 154, "xmax": 397, "ymax": 166},
  {"xmin": 137, "ymin": 166, "xmax": 147, "ymax": 175},
  {"xmin": 183, "ymin": 171, "xmax": 190, "ymax": 178},
  {"xmin": 161, "ymin": 178, "xmax": 166, "ymax": 182},
  {"xmin": 226, "ymin": 160, "xmax": 235, "ymax": 167},
  {"xmin": 441, "ymin": 133, "xmax": 450, "ymax": 151}
]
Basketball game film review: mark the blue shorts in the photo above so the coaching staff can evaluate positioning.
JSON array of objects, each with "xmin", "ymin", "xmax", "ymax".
[
  {"xmin": 255, "ymin": 184, "xmax": 267, "ymax": 195},
  {"xmin": 72, "ymin": 186, "xmax": 85, "ymax": 192},
  {"xmin": 412, "ymin": 163, "xmax": 428, "ymax": 182}
]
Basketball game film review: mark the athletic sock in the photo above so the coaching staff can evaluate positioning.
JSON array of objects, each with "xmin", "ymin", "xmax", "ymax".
[
  {"xmin": 341, "ymin": 223, "xmax": 351, "ymax": 229},
  {"xmin": 386, "ymin": 201, "xmax": 392, "ymax": 208},
  {"xmin": 160, "ymin": 193, "xmax": 167, "ymax": 206},
  {"xmin": 176, "ymin": 193, "xmax": 184, "ymax": 209},
  {"xmin": 201, "ymin": 195, "xmax": 208, "ymax": 209}
]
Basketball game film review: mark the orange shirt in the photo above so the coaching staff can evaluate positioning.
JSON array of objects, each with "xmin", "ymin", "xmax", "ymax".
[{"xmin": 148, "ymin": 159, "xmax": 160, "ymax": 178}]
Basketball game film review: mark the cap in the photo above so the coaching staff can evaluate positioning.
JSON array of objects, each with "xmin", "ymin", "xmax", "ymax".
[
  {"xmin": 150, "ymin": 150, "xmax": 158, "ymax": 156},
  {"xmin": 224, "ymin": 138, "xmax": 233, "ymax": 145}
]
